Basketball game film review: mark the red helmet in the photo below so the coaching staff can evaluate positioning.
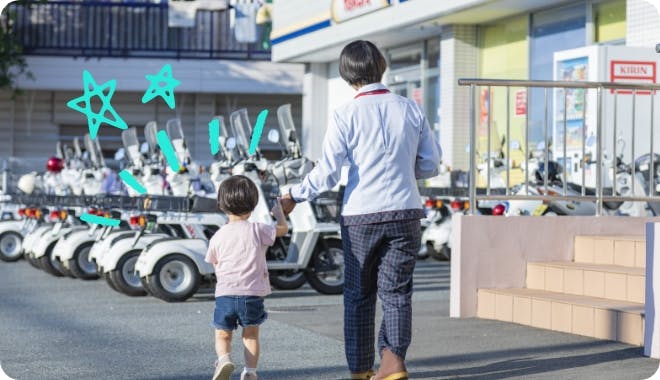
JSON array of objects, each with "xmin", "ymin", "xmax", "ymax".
[{"xmin": 46, "ymin": 157, "xmax": 64, "ymax": 173}]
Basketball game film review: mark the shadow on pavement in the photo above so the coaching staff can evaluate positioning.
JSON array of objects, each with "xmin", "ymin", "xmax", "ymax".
[{"xmin": 410, "ymin": 347, "xmax": 643, "ymax": 379}]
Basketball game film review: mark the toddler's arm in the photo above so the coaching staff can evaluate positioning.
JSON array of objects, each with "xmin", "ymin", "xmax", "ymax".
[{"xmin": 271, "ymin": 199, "xmax": 289, "ymax": 237}]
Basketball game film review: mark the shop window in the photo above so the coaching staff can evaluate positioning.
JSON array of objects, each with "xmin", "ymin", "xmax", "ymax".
[
  {"xmin": 595, "ymin": 0, "xmax": 626, "ymax": 43},
  {"xmin": 387, "ymin": 43, "xmax": 422, "ymax": 71},
  {"xmin": 529, "ymin": 4, "xmax": 586, "ymax": 144}
]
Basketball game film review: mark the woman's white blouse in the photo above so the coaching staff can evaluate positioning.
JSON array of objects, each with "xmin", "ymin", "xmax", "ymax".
[{"xmin": 290, "ymin": 83, "xmax": 442, "ymax": 221}]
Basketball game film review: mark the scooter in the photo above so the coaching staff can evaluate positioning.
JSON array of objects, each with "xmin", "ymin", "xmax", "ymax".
[{"xmin": 0, "ymin": 199, "xmax": 35, "ymax": 262}]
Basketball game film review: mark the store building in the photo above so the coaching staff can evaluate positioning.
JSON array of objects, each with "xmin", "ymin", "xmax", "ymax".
[{"xmin": 270, "ymin": 0, "xmax": 656, "ymax": 171}]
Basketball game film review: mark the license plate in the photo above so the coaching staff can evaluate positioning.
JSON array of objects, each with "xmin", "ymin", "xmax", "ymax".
[
  {"xmin": 51, "ymin": 222, "xmax": 63, "ymax": 236},
  {"xmin": 533, "ymin": 204, "xmax": 548, "ymax": 216}
]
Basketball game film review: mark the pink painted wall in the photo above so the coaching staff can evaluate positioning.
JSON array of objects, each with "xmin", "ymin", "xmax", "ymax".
[{"xmin": 450, "ymin": 214, "xmax": 660, "ymax": 318}]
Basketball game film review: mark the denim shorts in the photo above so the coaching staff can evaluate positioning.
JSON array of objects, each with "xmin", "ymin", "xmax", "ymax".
[{"xmin": 212, "ymin": 296, "xmax": 267, "ymax": 331}]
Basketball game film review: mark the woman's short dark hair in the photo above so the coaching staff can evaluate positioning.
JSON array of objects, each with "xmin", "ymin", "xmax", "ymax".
[
  {"xmin": 217, "ymin": 175, "xmax": 259, "ymax": 216},
  {"xmin": 339, "ymin": 40, "xmax": 387, "ymax": 87}
]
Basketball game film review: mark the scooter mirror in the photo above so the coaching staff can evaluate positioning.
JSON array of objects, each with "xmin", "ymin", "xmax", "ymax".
[
  {"xmin": 226, "ymin": 137, "xmax": 237, "ymax": 150},
  {"xmin": 267, "ymin": 129, "xmax": 280, "ymax": 144},
  {"xmin": 114, "ymin": 148, "xmax": 125, "ymax": 161},
  {"xmin": 140, "ymin": 142, "xmax": 149, "ymax": 154}
]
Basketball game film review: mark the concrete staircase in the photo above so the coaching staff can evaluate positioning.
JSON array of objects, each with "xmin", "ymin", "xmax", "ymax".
[{"xmin": 477, "ymin": 235, "xmax": 646, "ymax": 345}]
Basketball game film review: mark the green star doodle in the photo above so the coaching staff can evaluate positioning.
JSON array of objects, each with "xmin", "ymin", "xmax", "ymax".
[
  {"xmin": 66, "ymin": 71, "xmax": 128, "ymax": 139},
  {"xmin": 142, "ymin": 64, "xmax": 181, "ymax": 109}
]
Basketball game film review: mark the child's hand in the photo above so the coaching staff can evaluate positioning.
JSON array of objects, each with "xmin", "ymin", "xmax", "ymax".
[
  {"xmin": 271, "ymin": 199, "xmax": 285, "ymax": 220},
  {"xmin": 272, "ymin": 198, "xmax": 288, "ymax": 237}
]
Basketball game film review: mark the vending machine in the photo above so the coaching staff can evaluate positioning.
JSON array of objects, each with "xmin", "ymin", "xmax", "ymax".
[{"xmin": 553, "ymin": 45, "xmax": 660, "ymax": 187}]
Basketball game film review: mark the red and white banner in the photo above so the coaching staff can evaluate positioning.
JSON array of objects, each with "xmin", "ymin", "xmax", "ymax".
[
  {"xmin": 331, "ymin": 0, "xmax": 390, "ymax": 23},
  {"xmin": 610, "ymin": 60, "xmax": 657, "ymax": 94}
]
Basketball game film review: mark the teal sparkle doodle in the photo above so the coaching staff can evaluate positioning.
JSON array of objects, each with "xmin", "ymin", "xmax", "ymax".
[
  {"xmin": 80, "ymin": 213, "xmax": 121, "ymax": 227},
  {"xmin": 209, "ymin": 118, "xmax": 220, "ymax": 155},
  {"xmin": 118, "ymin": 169, "xmax": 146, "ymax": 195},
  {"xmin": 66, "ymin": 71, "xmax": 128, "ymax": 139},
  {"xmin": 248, "ymin": 109, "xmax": 269, "ymax": 156},
  {"xmin": 157, "ymin": 130, "xmax": 182, "ymax": 172},
  {"xmin": 142, "ymin": 64, "xmax": 181, "ymax": 109}
]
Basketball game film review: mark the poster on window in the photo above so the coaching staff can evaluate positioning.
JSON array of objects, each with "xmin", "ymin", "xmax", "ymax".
[{"xmin": 555, "ymin": 56, "xmax": 588, "ymax": 150}]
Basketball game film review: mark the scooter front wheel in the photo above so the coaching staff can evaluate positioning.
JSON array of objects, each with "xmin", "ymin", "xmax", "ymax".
[
  {"xmin": 68, "ymin": 242, "xmax": 99, "ymax": 280},
  {"xmin": 429, "ymin": 242, "xmax": 451, "ymax": 261},
  {"xmin": 38, "ymin": 242, "xmax": 66, "ymax": 277},
  {"xmin": 267, "ymin": 243, "xmax": 306, "ymax": 290},
  {"xmin": 107, "ymin": 250, "xmax": 147, "ymax": 297},
  {"xmin": 0, "ymin": 231, "xmax": 23, "ymax": 262},
  {"xmin": 147, "ymin": 254, "xmax": 200, "ymax": 302},
  {"xmin": 304, "ymin": 238, "xmax": 344, "ymax": 295},
  {"xmin": 26, "ymin": 252, "xmax": 40, "ymax": 269}
]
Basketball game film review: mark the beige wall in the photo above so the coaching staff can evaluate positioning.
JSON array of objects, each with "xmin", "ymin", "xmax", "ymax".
[{"xmin": 450, "ymin": 214, "xmax": 660, "ymax": 318}]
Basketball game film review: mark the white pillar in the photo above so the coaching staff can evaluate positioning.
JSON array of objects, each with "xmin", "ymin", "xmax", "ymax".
[
  {"xmin": 302, "ymin": 62, "xmax": 329, "ymax": 161},
  {"xmin": 645, "ymin": 222, "xmax": 660, "ymax": 358},
  {"xmin": 440, "ymin": 24, "xmax": 478, "ymax": 171}
]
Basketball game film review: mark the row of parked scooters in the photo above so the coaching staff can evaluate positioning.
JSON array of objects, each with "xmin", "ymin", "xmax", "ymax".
[{"xmin": 0, "ymin": 105, "xmax": 346, "ymax": 302}]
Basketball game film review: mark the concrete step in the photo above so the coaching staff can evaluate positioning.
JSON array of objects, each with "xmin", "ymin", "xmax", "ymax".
[
  {"xmin": 477, "ymin": 288, "xmax": 645, "ymax": 346},
  {"xmin": 574, "ymin": 235, "xmax": 645, "ymax": 268},
  {"xmin": 527, "ymin": 261, "xmax": 645, "ymax": 303}
]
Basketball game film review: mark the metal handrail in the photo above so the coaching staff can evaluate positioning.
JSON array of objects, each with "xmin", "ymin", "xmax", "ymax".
[
  {"xmin": 459, "ymin": 78, "xmax": 660, "ymax": 216},
  {"xmin": 459, "ymin": 78, "xmax": 660, "ymax": 91}
]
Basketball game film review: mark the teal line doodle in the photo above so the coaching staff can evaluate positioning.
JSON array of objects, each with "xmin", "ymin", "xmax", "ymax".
[
  {"xmin": 157, "ymin": 130, "xmax": 181, "ymax": 172},
  {"xmin": 209, "ymin": 119, "xmax": 220, "ymax": 155},
  {"xmin": 248, "ymin": 109, "xmax": 269, "ymax": 156},
  {"xmin": 80, "ymin": 213, "xmax": 121, "ymax": 227},
  {"xmin": 66, "ymin": 71, "xmax": 128, "ymax": 139},
  {"xmin": 119, "ymin": 169, "xmax": 146, "ymax": 194},
  {"xmin": 142, "ymin": 64, "xmax": 181, "ymax": 110}
]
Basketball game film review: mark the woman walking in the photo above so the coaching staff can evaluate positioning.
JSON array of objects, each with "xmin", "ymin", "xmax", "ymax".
[{"xmin": 282, "ymin": 40, "xmax": 442, "ymax": 380}]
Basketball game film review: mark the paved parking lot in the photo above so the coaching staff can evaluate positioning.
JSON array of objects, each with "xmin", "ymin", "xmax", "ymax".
[{"xmin": 0, "ymin": 259, "xmax": 658, "ymax": 379}]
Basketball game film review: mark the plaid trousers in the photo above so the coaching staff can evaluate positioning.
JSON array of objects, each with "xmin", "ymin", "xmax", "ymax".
[{"xmin": 341, "ymin": 219, "xmax": 421, "ymax": 373}]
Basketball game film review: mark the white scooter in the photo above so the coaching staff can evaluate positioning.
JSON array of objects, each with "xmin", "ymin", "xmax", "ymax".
[{"xmin": 0, "ymin": 199, "xmax": 33, "ymax": 262}]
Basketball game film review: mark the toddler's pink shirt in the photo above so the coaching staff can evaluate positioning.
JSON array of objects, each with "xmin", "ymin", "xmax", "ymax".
[{"xmin": 204, "ymin": 220, "xmax": 276, "ymax": 297}]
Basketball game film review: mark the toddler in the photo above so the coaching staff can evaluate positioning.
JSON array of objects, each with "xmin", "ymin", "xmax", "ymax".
[{"xmin": 205, "ymin": 175, "xmax": 288, "ymax": 380}]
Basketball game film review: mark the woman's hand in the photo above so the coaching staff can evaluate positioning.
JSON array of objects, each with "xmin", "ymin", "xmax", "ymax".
[{"xmin": 280, "ymin": 193, "xmax": 297, "ymax": 215}]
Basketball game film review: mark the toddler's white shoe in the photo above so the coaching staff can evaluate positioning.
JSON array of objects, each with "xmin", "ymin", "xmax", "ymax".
[{"xmin": 212, "ymin": 356, "xmax": 234, "ymax": 380}]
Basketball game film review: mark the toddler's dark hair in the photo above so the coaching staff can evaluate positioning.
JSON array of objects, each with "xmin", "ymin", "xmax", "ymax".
[
  {"xmin": 217, "ymin": 175, "xmax": 259, "ymax": 216},
  {"xmin": 339, "ymin": 40, "xmax": 387, "ymax": 87}
]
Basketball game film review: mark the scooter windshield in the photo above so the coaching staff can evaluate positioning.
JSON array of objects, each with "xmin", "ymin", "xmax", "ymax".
[
  {"xmin": 229, "ymin": 108, "xmax": 254, "ymax": 158},
  {"xmin": 121, "ymin": 128, "xmax": 141, "ymax": 167},
  {"xmin": 144, "ymin": 121, "xmax": 159, "ymax": 155},
  {"xmin": 276, "ymin": 104, "xmax": 302, "ymax": 157},
  {"xmin": 84, "ymin": 134, "xmax": 104, "ymax": 168},
  {"xmin": 212, "ymin": 116, "xmax": 241, "ymax": 163},
  {"xmin": 166, "ymin": 119, "xmax": 187, "ymax": 162}
]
